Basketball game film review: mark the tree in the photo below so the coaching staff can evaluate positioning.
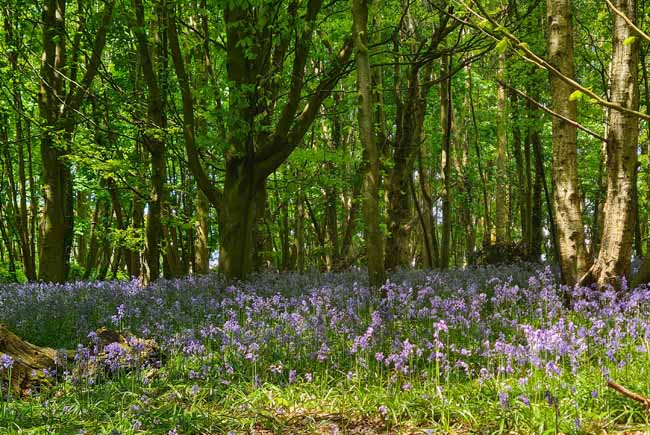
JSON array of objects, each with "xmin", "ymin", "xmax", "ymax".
[
  {"xmin": 353, "ymin": 0, "xmax": 385, "ymax": 287},
  {"xmin": 38, "ymin": 0, "xmax": 114, "ymax": 283},
  {"xmin": 582, "ymin": 0, "xmax": 640, "ymax": 288},
  {"xmin": 546, "ymin": 0, "xmax": 589, "ymax": 286}
]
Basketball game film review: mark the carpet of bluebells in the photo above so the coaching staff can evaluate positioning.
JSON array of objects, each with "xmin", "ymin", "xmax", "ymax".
[{"xmin": 1, "ymin": 264, "xmax": 650, "ymax": 434}]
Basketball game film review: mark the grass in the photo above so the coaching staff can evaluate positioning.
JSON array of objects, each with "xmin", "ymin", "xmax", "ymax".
[{"xmin": 1, "ymin": 265, "xmax": 650, "ymax": 434}]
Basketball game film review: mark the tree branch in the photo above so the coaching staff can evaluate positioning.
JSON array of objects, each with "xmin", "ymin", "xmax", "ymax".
[
  {"xmin": 607, "ymin": 379, "xmax": 650, "ymax": 407},
  {"xmin": 65, "ymin": 0, "xmax": 115, "ymax": 115},
  {"xmin": 605, "ymin": 0, "xmax": 650, "ymax": 43},
  {"xmin": 450, "ymin": 0, "xmax": 650, "ymax": 122},
  {"xmin": 502, "ymin": 81, "xmax": 607, "ymax": 143},
  {"xmin": 255, "ymin": 39, "xmax": 353, "ymax": 181},
  {"xmin": 167, "ymin": 3, "xmax": 224, "ymax": 210}
]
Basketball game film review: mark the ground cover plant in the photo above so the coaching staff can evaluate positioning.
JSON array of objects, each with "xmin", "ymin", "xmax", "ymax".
[{"xmin": 2, "ymin": 264, "xmax": 650, "ymax": 434}]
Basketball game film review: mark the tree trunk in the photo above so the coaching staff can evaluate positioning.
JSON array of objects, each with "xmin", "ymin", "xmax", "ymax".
[
  {"xmin": 218, "ymin": 162, "xmax": 259, "ymax": 280},
  {"xmin": 440, "ymin": 53, "xmax": 453, "ymax": 268},
  {"xmin": 37, "ymin": 0, "xmax": 114, "ymax": 283},
  {"xmin": 510, "ymin": 92, "xmax": 528, "ymax": 246},
  {"xmin": 83, "ymin": 198, "xmax": 102, "ymax": 280},
  {"xmin": 194, "ymin": 190, "xmax": 210, "ymax": 274},
  {"xmin": 353, "ymin": 0, "xmax": 385, "ymax": 288},
  {"xmin": 527, "ymin": 87, "xmax": 544, "ymax": 261},
  {"xmin": 495, "ymin": 52, "xmax": 509, "ymax": 244},
  {"xmin": 584, "ymin": 0, "xmax": 639, "ymax": 288},
  {"xmin": 467, "ymin": 68, "xmax": 491, "ymax": 247},
  {"xmin": 547, "ymin": 0, "xmax": 589, "ymax": 285},
  {"xmin": 133, "ymin": 0, "xmax": 166, "ymax": 284},
  {"xmin": 4, "ymin": 17, "xmax": 36, "ymax": 281},
  {"xmin": 295, "ymin": 189, "xmax": 306, "ymax": 272},
  {"xmin": 38, "ymin": 0, "xmax": 68, "ymax": 283}
]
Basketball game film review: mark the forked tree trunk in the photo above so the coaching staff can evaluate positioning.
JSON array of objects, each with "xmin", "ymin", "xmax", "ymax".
[
  {"xmin": 547, "ymin": 0, "xmax": 589, "ymax": 285},
  {"xmin": 583, "ymin": 0, "xmax": 639, "ymax": 288},
  {"xmin": 133, "ymin": 0, "xmax": 167, "ymax": 284}
]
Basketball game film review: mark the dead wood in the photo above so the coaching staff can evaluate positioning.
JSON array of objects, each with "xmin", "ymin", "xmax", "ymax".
[{"xmin": 607, "ymin": 379, "xmax": 650, "ymax": 407}]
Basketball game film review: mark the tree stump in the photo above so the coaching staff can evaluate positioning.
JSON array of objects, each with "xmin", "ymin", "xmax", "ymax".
[{"xmin": 0, "ymin": 324, "xmax": 59, "ymax": 397}]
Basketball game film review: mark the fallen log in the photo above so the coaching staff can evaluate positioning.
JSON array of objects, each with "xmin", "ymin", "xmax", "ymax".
[
  {"xmin": 0, "ymin": 324, "xmax": 59, "ymax": 397},
  {"xmin": 0, "ymin": 324, "xmax": 162, "ymax": 398}
]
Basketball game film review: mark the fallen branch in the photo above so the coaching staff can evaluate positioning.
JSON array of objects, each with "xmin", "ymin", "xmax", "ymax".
[{"xmin": 607, "ymin": 379, "xmax": 650, "ymax": 407}]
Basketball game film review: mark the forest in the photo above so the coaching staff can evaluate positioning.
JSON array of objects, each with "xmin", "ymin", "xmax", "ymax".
[{"xmin": 1, "ymin": 0, "xmax": 650, "ymax": 433}]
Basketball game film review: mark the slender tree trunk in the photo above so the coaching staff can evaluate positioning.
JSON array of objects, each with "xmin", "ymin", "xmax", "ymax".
[
  {"xmin": 466, "ymin": 67, "xmax": 491, "ymax": 247},
  {"xmin": 295, "ymin": 189, "xmax": 306, "ymax": 272},
  {"xmin": 129, "ymin": 189, "xmax": 144, "ymax": 278},
  {"xmin": 0, "ymin": 205, "xmax": 17, "ymax": 282},
  {"xmin": 547, "ymin": 0, "xmax": 589, "ymax": 285},
  {"xmin": 419, "ymin": 147, "xmax": 440, "ymax": 268},
  {"xmin": 495, "ymin": 52, "xmax": 509, "ymax": 244},
  {"xmin": 585, "ymin": 0, "xmax": 639, "ymax": 288},
  {"xmin": 510, "ymin": 92, "xmax": 528, "ymax": 247},
  {"xmin": 194, "ymin": 190, "xmax": 210, "ymax": 274},
  {"xmin": 83, "ymin": 198, "xmax": 103, "ymax": 280},
  {"xmin": 4, "ymin": 18, "xmax": 36, "ymax": 281},
  {"xmin": 133, "ymin": 0, "xmax": 166, "ymax": 283},
  {"xmin": 26, "ymin": 120, "xmax": 37, "ymax": 269},
  {"xmin": 527, "ymin": 88, "xmax": 544, "ymax": 261},
  {"xmin": 353, "ymin": 0, "xmax": 385, "ymax": 287},
  {"xmin": 440, "ymin": 53, "xmax": 453, "ymax": 268}
]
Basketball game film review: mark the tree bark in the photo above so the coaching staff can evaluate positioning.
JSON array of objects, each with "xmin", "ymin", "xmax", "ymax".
[
  {"xmin": 584, "ymin": 0, "xmax": 639, "ymax": 288},
  {"xmin": 353, "ymin": 0, "xmax": 385, "ymax": 288},
  {"xmin": 547, "ymin": 0, "xmax": 589, "ymax": 285},
  {"xmin": 37, "ymin": 0, "xmax": 114, "ymax": 283},
  {"xmin": 194, "ymin": 190, "xmax": 210, "ymax": 274},
  {"xmin": 133, "ymin": 0, "xmax": 166, "ymax": 284},
  {"xmin": 440, "ymin": 53, "xmax": 453, "ymax": 268},
  {"xmin": 495, "ymin": 52, "xmax": 509, "ymax": 244}
]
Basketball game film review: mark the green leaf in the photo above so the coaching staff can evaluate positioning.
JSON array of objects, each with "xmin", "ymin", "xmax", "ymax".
[
  {"xmin": 568, "ymin": 90, "xmax": 584, "ymax": 102},
  {"xmin": 495, "ymin": 38, "xmax": 509, "ymax": 54},
  {"xmin": 624, "ymin": 36, "xmax": 636, "ymax": 45}
]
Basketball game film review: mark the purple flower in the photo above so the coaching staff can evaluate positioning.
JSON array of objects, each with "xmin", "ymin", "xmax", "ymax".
[
  {"xmin": 517, "ymin": 394, "xmax": 530, "ymax": 406},
  {"xmin": 1, "ymin": 353, "xmax": 14, "ymax": 370},
  {"xmin": 498, "ymin": 391, "xmax": 509, "ymax": 408}
]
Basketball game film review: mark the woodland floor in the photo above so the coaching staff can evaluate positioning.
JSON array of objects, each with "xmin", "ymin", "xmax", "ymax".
[{"xmin": 2, "ymin": 264, "xmax": 650, "ymax": 434}]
